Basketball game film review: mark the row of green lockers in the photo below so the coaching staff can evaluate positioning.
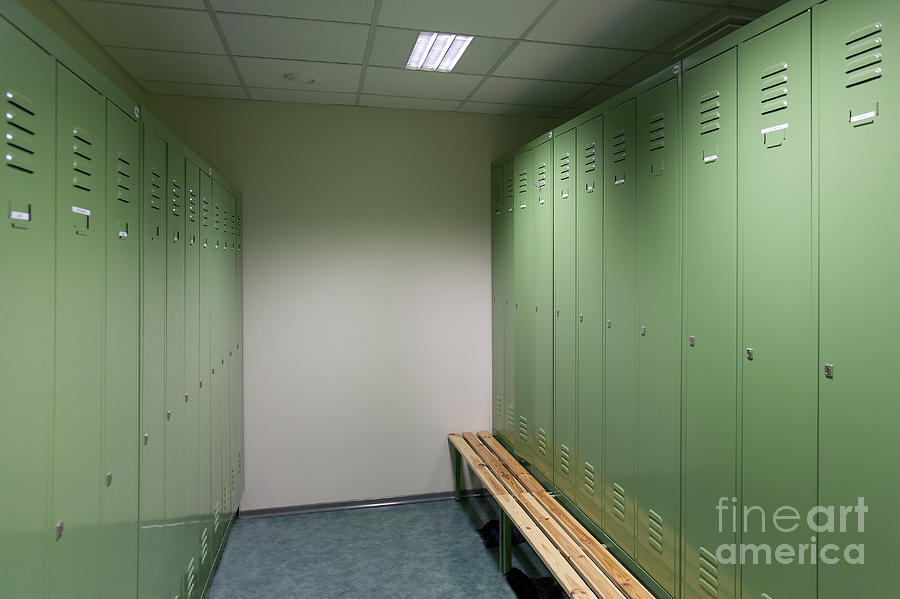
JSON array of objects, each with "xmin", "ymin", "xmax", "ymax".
[
  {"xmin": 490, "ymin": 0, "xmax": 895, "ymax": 598},
  {"xmin": 0, "ymin": 9, "xmax": 244, "ymax": 599}
]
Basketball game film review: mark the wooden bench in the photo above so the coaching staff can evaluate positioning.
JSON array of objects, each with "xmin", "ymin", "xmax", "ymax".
[{"xmin": 448, "ymin": 432, "xmax": 656, "ymax": 599}]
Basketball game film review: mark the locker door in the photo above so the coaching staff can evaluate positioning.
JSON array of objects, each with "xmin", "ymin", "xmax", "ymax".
[
  {"xmin": 817, "ymin": 1, "xmax": 898, "ymax": 596},
  {"xmin": 165, "ymin": 145, "xmax": 186, "ymax": 590},
  {"xmin": 184, "ymin": 160, "xmax": 202, "ymax": 571},
  {"xmin": 235, "ymin": 197, "xmax": 245, "ymax": 503},
  {"xmin": 491, "ymin": 164, "xmax": 505, "ymax": 432},
  {"xmin": 682, "ymin": 49, "xmax": 738, "ymax": 599},
  {"xmin": 50, "ymin": 64, "xmax": 106, "ymax": 598},
  {"xmin": 0, "ymin": 18, "xmax": 54, "ymax": 598},
  {"xmin": 602, "ymin": 99, "xmax": 637, "ymax": 557},
  {"xmin": 532, "ymin": 138, "xmax": 553, "ymax": 479},
  {"xmin": 552, "ymin": 128, "xmax": 576, "ymax": 500},
  {"xmin": 210, "ymin": 180, "xmax": 231, "ymax": 523},
  {"xmin": 574, "ymin": 116, "xmax": 603, "ymax": 522},
  {"xmin": 139, "ymin": 127, "xmax": 167, "ymax": 599},
  {"xmin": 513, "ymin": 150, "xmax": 534, "ymax": 462},
  {"xmin": 501, "ymin": 159, "xmax": 516, "ymax": 445},
  {"xmin": 198, "ymin": 168, "xmax": 213, "ymax": 580},
  {"xmin": 739, "ymin": 12, "xmax": 816, "ymax": 599},
  {"xmin": 100, "ymin": 101, "xmax": 139, "ymax": 599},
  {"xmin": 227, "ymin": 191, "xmax": 239, "ymax": 513},
  {"xmin": 635, "ymin": 76, "xmax": 680, "ymax": 594}
]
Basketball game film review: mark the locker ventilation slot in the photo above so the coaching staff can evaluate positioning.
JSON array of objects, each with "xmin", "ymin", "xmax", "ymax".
[
  {"xmin": 188, "ymin": 187, "xmax": 197, "ymax": 223},
  {"xmin": 517, "ymin": 170, "xmax": 528, "ymax": 209},
  {"xmin": 518, "ymin": 416, "xmax": 528, "ymax": 442},
  {"xmin": 700, "ymin": 90, "xmax": 721, "ymax": 135},
  {"xmin": 506, "ymin": 404, "xmax": 515, "ymax": 430},
  {"xmin": 537, "ymin": 163, "xmax": 547, "ymax": 188},
  {"xmin": 4, "ymin": 90, "xmax": 38, "ymax": 174},
  {"xmin": 559, "ymin": 152, "xmax": 571, "ymax": 180},
  {"xmin": 71, "ymin": 127, "xmax": 95, "ymax": 192},
  {"xmin": 844, "ymin": 22, "xmax": 883, "ymax": 88},
  {"xmin": 201, "ymin": 198, "xmax": 210, "ymax": 228},
  {"xmin": 648, "ymin": 114, "xmax": 665, "ymax": 151},
  {"xmin": 648, "ymin": 509, "xmax": 664, "ymax": 554},
  {"xmin": 612, "ymin": 130, "xmax": 626, "ymax": 163},
  {"xmin": 583, "ymin": 143, "xmax": 596, "ymax": 173},
  {"xmin": 116, "ymin": 154, "xmax": 134, "ymax": 203},
  {"xmin": 699, "ymin": 547, "xmax": 720, "ymax": 597},
  {"xmin": 200, "ymin": 528, "xmax": 209, "ymax": 567},
  {"xmin": 150, "ymin": 167, "xmax": 162, "ymax": 209},
  {"xmin": 213, "ymin": 503, "xmax": 220, "ymax": 533},
  {"xmin": 560, "ymin": 444, "xmax": 571, "ymax": 474},
  {"xmin": 612, "ymin": 483, "xmax": 626, "ymax": 521},
  {"xmin": 505, "ymin": 174, "xmax": 514, "ymax": 212},
  {"xmin": 537, "ymin": 428, "xmax": 547, "ymax": 456},
  {"xmin": 583, "ymin": 461, "xmax": 595, "ymax": 495},
  {"xmin": 760, "ymin": 63, "xmax": 789, "ymax": 115}
]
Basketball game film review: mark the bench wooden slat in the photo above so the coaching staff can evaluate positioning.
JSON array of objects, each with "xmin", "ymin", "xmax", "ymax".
[
  {"xmin": 461, "ymin": 432, "xmax": 528, "ymax": 495},
  {"xmin": 476, "ymin": 431, "xmax": 656, "ymax": 599},
  {"xmin": 448, "ymin": 434, "xmax": 509, "ymax": 497}
]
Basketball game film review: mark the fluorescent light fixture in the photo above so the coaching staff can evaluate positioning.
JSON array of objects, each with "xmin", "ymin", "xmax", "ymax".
[{"xmin": 406, "ymin": 31, "xmax": 474, "ymax": 72}]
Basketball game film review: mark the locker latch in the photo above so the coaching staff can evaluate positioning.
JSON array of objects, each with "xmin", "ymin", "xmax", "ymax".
[
  {"xmin": 640, "ymin": 325, "xmax": 646, "ymax": 336},
  {"xmin": 106, "ymin": 472, "xmax": 113, "ymax": 487},
  {"xmin": 185, "ymin": 393, "xmax": 189, "ymax": 403},
  {"xmin": 143, "ymin": 433, "xmax": 150, "ymax": 445},
  {"xmin": 607, "ymin": 320, "xmax": 612, "ymax": 328},
  {"xmin": 746, "ymin": 347, "xmax": 754, "ymax": 361},
  {"xmin": 849, "ymin": 104, "xmax": 878, "ymax": 127},
  {"xmin": 167, "ymin": 410, "xmax": 172, "ymax": 421},
  {"xmin": 579, "ymin": 314, "xmax": 583, "ymax": 323},
  {"xmin": 824, "ymin": 364, "xmax": 834, "ymax": 379},
  {"xmin": 55, "ymin": 521, "xmax": 64, "ymax": 541},
  {"xmin": 689, "ymin": 335, "xmax": 695, "ymax": 347}
]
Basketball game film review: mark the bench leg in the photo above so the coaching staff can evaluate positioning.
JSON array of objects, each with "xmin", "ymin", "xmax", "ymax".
[
  {"xmin": 448, "ymin": 438, "xmax": 462, "ymax": 501},
  {"xmin": 498, "ymin": 510, "xmax": 512, "ymax": 574}
]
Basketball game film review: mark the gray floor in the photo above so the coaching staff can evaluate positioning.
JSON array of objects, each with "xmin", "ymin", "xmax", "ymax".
[{"xmin": 207, "ymin": 496, "xmax": 551, "ymax": 599}]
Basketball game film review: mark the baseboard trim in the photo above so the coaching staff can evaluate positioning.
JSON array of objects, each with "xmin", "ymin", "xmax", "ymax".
[{"xmin": 240, "ymin": 489, "xmax": 487, "ymax": 519}]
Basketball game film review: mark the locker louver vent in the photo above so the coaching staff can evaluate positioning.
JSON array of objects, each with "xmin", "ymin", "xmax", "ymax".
[
  {"xmin": 648, "ymin": 114, "xmax": 665, "ymax": 151},
  {"xmin": 214, "ymin": 205, "xmax": 220, "ymax": 231},
  {"xmin": 201, "ymin": 197, "xmax": 210, "ymax": 228},
  {"xmin": 584, "ymin": 143, "xmax": 596, "ymax": 173},
  {"xmin": 150, "ymin": 166, "xmax": 162, "ymax": 210},
  {"xmin": 844, "ymin": 22, "xmax": 883, "ymax": 88},
  {"xmin": 200, "ymin": 528, "xmax": 209, "ymax": 567},
  {"xmin": 612, "ymin": 483, "xmax": 626, "ymax": 521},
  {"xmin": 505, "ymin": 174, "xmax": 514, "ymax": 212},
  {"xmin": 185, "ymin": 557, "xmax": 196, "ymax": 599},
  {"xmin": 71, "ymin": 127, "xmax": 95, "ymax": 192},
  {"xmin": 700, "ymin": 90, "xmax": 721, "ymax": 135},
  {"xmin": 612, "ymin": 130, "xmax": 626, "ymax": 163},
  {"xmin": 493, "ymin": 178, "xmax": 502, "ymax": 214},
  {"xmin": 583, "ymin": 461, "xmax": 595, "ymax": 495},
  {"xmin": 648, "ymin": 509, "xmax": 664, "ymax": 554},
  {"xmin": 517, "ymin": 170, "xmax": 528, "ymax": 209},
  {"xmin": 699, "ymin": 547, "xmax": 720, "ymax": 597},
  {"xmin": 518, "ymin": 415, "xmax": 528, "ymax": 441},
  {"xmin": 560, "ymin": 444, "xmax": 571, "ymax": 475},
  {"xmin": 559, "ymin": 152, "xmax": 571, "ymax": 180},
  {"xmin": 187, "ymin": 186, "xmax": 197, "ymax": 223},
  {"xmin": 537, "ymin": 428, "xmax": 547, "ymax": 456},
  {"xmin": 506, "ymin": 404, "xmax": 515, "ymax": 429},
  {"xmin": 537, "ymin": 162, "xmax": 547, "ymax": 187},
  {"xmin": 760, "ymin": 62, "xmax": 789, "ymax": 115},
  {"xmin": 4, "ymin": 90, "xmax": 38, "ymax": 174},
  {"xmin": 170, "ymin": 176, "xmax": 182, "ymax": 217},
  {"xmin": 213, "ymin": 502, "xmax": 220, "ymax": 533},
  {"xmin": 115, "ymin": 152, "xmax": 134, "ymax": 203}
]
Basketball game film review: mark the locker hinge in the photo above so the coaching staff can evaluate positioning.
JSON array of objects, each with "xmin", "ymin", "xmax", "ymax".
[{"xmin": 824, "ymin": 364, "xmax": 834, "ymax": 379}]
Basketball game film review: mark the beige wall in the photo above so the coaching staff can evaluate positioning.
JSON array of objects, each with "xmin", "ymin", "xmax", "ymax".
[{"xmin": 148, "ymin": 96, "xmax": 558, "ymax": 510}]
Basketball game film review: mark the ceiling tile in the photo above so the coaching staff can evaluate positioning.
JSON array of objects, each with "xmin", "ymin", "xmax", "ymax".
[
  {"xmin": 470, "ymin": 77, "xmax": 593, "ymax": 107},
  {"xmin": 211, "ymin": 0, "xmax": 375, "ymax": 22},
  {"xmin": 369, "ymin": 28, "xmax": 513, "ymax": 75},
  {"xmin": 107, "ymin": 0, "xmax": 205, "ymax": 7},
  {"xmin": 378, "ymin": 0, "xmax": 552, "ymax": 38},
  {"xmin": 363, "ymin": 66, "xmax": 482, "ymax": 101},
  {"xmin": 108, "ymin": 47, "xmax": 239, "ymax": 85},
  {"xmin": 359, "ymin": 95, "xmax": 460, "ymax": 111},
  {"xmin": 569, "ymin": 84, "xmax": 628, "ymax": 109},
  {"xmin": 494, "ymin": 41, "xmax": 639, "ymax": 83},
  {"xmin": 248, "ymin": 88, "xmax": 357, "ymax": 105},
  {"xmin": 56, "ymin": 0, "xmax": 223, "ymax": 53},
  {"xmin": 236, "ymin": 57, "xmax": 361, "ymax": 92},
  {"xmin": 604, "ymin": 53, "xmax": 676, "ymax": 87},
  {"xmin": 142, "ymin": 80, "xmax": 246, "ymax": 99},
  {"xmin": 528, "ymin": 0, "xmax": 715, "ymax": 50},
  {"xmin": 218, "ymin": 13, "xmax": 369, "ymax": 62},
  {"xmin": 459, "ymin": 101, "xmax": 558, "ymax": 117}
]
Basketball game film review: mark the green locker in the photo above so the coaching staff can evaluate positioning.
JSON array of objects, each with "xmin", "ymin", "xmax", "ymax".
[
  {"xmin": 184, "ymin": 159, "xmax": 202, "ymax": 574},
  {"xmin": 491, "ymin": 164, "xmax": 504, "ymax": 432},
  {"xmin": 635, "ymin": 76, "xmax": 680, "ymax": 594},
  {"xmin": 501, "ymin": 159, "xmax": 516, "ymax": 445},
  {"xmin": 235, "ymin": 198, "xmax": 245, "ymax": 502},
  {"xmin": 531, "ymin": 138, "xmax": 553, "ymax": 479},
  {"xmin": 165, "ymin": 144, "xmax": 187, "ymax": 590},
  {"xmin": 739, "ymin": 12, "xmax": 816, "ymax": 599},
  {"xmin": 817, "ymin": 1, "xmax": 897, "ymax": 595},
  {"xmin": 574, "ymin": 116, "xmax": 604, "ymax": 522},
  {"xmin": 513, "ymin": 150, "xmax": 534, "ymax": 462},
  {"xmin": 50, "ymin": 63, "xmax": 106, "ymax": 598},
  {"xmin": 100, "ymin": 101, "xmax": 139, "ymax": 599},
  {"xmin": 139, "ymin": 127, "xmax": 167, "ymax": 599},
  {"xmin": 681, "ymin": 48, "xmax": 738, "ymax": 599},
  {"xmin": 198, "ymin": 167, "xmax": 214, "ymax": 580},
  {"xmin": 602, "ymin": 99, "xmax": 637, "ymax": 557},
  {"xmin": 228, "ymin": 192, "xmax": 240, "ymax": 512},
  {"xmin": 208, "ymin": 180, "xmax": 224, "ymax": 545},
  {"xmin": 0, "ymin": 17, "xmax": 54, "ymax": 598},
  {"xmin": 552, "ymin": 128, "xmax": 576, "ymax": 500}
]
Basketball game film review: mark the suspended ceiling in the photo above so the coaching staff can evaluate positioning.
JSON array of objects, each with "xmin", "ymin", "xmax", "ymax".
[{"xmin": 55, "ymin": 0, "xmax": 790, "ymax": 118}]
